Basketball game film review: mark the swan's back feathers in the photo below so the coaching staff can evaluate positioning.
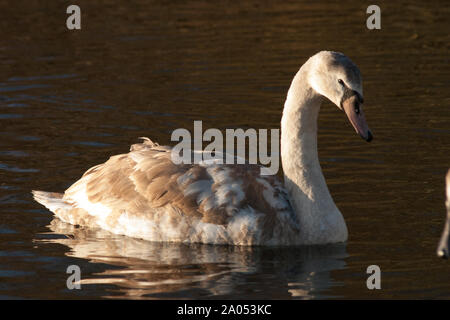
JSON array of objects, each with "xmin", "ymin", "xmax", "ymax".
[{"xmin": 34, "ymin": 138, "xmax": 298, "ymax": 245}]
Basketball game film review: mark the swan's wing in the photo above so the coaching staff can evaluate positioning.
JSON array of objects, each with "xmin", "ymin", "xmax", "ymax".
[{"xmin": 63, "ymin": 138, "xmax": 296, "ymax": 235}]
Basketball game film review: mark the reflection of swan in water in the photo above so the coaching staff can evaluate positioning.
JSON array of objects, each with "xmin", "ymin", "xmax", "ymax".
[{"xmin": 40, "ymin": 219, "xmax": 348, "ymax": 299}]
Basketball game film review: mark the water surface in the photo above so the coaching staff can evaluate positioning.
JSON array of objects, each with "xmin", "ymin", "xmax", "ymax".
[{"xmin": 0, "ymin": 0, "xmax": 449, "ymax": 299}]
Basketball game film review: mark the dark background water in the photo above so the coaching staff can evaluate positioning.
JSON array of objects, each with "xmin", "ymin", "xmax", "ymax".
[{"xmin": 0, "ymin": 0, "xmax": 449, "ymax": 299}]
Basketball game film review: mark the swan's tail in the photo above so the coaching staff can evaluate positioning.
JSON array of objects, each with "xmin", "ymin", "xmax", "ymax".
[
  {"xmin": 32, "ymin": 190, "xmax": 97, "ymax": 227},
  {"xmin": 32, "ymin": 190, "xmax": 71, "ymax": 214}
]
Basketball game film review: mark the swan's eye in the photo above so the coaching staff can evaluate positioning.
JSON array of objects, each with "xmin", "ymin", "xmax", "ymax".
[{"xmin": 338, "ymin": 79, "xmax": 344, "ymax": 86}]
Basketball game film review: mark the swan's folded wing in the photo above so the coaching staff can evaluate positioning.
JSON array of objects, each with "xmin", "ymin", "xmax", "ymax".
[{"xmin": 63, "ymin": 138, "xmax": 295, "ymax": 232}]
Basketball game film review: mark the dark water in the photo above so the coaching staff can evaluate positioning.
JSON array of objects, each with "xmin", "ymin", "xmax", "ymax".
[{"xmin": 0, "ymin": 0, "xmax": 449, "ymax": 299}]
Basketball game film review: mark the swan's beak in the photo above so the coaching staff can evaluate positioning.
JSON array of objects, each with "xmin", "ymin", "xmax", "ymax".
[{"xmin": 342, "ymin": 95, "xmax": 373, "ymax": 142}]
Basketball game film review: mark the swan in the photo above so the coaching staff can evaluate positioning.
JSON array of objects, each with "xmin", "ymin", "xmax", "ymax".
[
  {"xmin": 437, "ymin": 169, "xmax": 450, "ymax": 258},
  {"xmin": 32, "ymin": 51, "xmax": 372, "ymax": 246}
]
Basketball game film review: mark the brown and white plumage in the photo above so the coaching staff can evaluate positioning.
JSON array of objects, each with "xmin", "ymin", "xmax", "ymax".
[
  {"xmin": 33, "ymin": 138, "xmax": 299, "ymax": 245},
  {"xmin": 33, "ymin": 51, "xmax": 372, "ymax": 246}
]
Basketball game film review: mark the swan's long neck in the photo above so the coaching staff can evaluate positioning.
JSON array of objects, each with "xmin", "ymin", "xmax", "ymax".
[{"xmin": 281, "ymin": 64, "xmax": 348, "ymax": 244}]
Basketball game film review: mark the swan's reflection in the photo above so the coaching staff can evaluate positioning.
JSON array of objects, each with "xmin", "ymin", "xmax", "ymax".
[{"xmin": 39, "ymin": 218, "xmax": 348, "ymax": 299}]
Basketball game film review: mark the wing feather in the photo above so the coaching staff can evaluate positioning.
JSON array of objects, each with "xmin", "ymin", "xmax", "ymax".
[{"xmin": 62, "ymin": 138, "xmax": 298, "ymax": 244}]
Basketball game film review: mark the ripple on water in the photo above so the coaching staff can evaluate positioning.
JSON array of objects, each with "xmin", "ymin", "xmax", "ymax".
[
  {"xmin": 0, "ymin": 270, "xmax": 35, "ymax": 277},
  {"xmin": 0, "ymin": 185, "xmax": 20, "ymax": 191},
  {"xmin": 0, "ymin": 151, "xmax": 29, "ymax": 157},
  {"xmin": 0, "ymin": 163, "xmax": 39, "ymax": 173},
  {"xmin": 72, "ymin": 141, "xmax": 114, "ymax": 147},
  {"xmin": 5, "ymin": 103, "xmax": 29, "ymax": 108},
  {"xmin": 0, "ymin": 250, "xmax": 34, "ymax": 257},
  {"xmin": 7, "ymin": 74, "xmax": 77, "ymax": 82},
  {"xmin": 0, "ymin": 194, "xmax": 29, "ymax": 204},
  {"xmin": 18, "ymin": 136, "xmax": 41, "ymax": 141},
  {"xmin": 0, "ymin": 84, "xmax": 51, "ymax": 92},
  {"xmin": 0, "ymin": 114, "xmax": 23, "ymax": 119},
  {"xmin": 0, "ymin": 226, "xmax": 17, "ymax": 234}
]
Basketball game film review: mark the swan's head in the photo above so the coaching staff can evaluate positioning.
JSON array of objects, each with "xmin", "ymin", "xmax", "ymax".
[
  {"xmin": 309, "ymin": 51, "xmax": 372, "ymax": 142},
  {"xmin": 437, "ymin": 169, "xmax": 450, "ymax": 259}
]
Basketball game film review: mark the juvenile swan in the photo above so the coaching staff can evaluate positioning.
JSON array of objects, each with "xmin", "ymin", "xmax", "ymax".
[
  {"xmin": 437, "ymin": 169, "xmax": 450, "ymax": 258},
  {"xmin": 33, "ymin": 51, "xmax": 372, "ymax": 246}
]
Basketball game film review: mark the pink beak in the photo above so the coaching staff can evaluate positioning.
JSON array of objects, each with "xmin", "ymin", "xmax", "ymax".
[{"xmin": 342, "ymin": 95, "xmax": 373, "ymax": 142}]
